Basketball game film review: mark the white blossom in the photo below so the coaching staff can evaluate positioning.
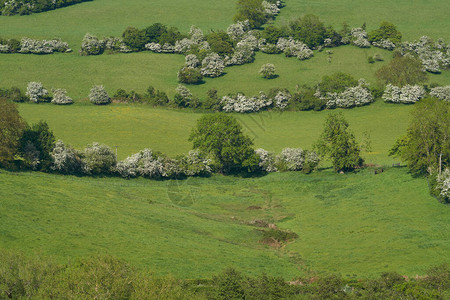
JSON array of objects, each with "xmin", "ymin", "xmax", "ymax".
[
  {"xmin": 221, "ymin": 92, "xmax": 272, "ymax": 113},
  {"xmin": 51, "ymin": 140, "xmax": 82, "ymax": 174},
  {"xmin": 175, "ymin": 85, "xmax": 192, "ymax": 101},
  {"xmin": 436, "ymin": 168, "xmax": 450, "ymax": 202},
  {"xmin": 276, "ymin": 148, "xmax": 305, "ymax": 171},
  {"xmin": 351, "ymin": 28, "xmax": 370, "ymax": 48},
  {"xmin": 262, "ymin": 0, "xmax": 280, "ymax": 16},
  {"xmin": 201, "ymin": 53, "xmax": 225, "ymax": 77},
  {"xmin": 255, "ymin": 148, "xmax": 278, "ymax": 172},
  {"xmin": 226, "ymin": 20, "xmax": 250, "ymax": 41},
  {"xmin": 277, "ymin": 38, "xmax": 313, "ymax": 60},
  {"xmin": 19, "ymin": 37, "xmax": 70, "ymax": 54},
  {"xmin": 80, "ymin": 33, "xmax": 104, "ymax": 55},
  {"xmin": 430, "ymin": 86, "xmax": 450, "ymax": 101},
  {"xmin": 372, "ymin": 39, "xmax": 396, "ymax": 50},
  {"xmin": 185, "ymin": 54, "xmax": 200, "ymax": 68},
  {"xmin": 274, "ymin": 90, "xmax": 291, "ymax": 110},
  {"xmin": 26, "ymin": 81, "xmax": 48, "ymax": 102},
  {"xmin": 382, "ymin": 84, "xmax": 425, "ymax": 104},
  {"xmin": 89, "ymin": 85, "xmax": 110, "ymax": 105},
  {"xmin": 51, "ymin": 88, "xmax": 73, "ymax": 105}
]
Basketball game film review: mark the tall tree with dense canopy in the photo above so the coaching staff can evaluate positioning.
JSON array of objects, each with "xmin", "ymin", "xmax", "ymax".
[
  {"xmin": 376, "ymin": 55, "xmax": 427, "ymax": 87},
  {"xmin": 189, "ymin": 114, "xmax": 259, "ymax": 174},
  {"xmin": 314, "ymin": 113, "xmax": 362, "ymax": 172},
  {"xmin": 0, "ymin": 98, "xmax": 26, "ymax": 168},
  {"xmin": 233, "ymin": 0, "xmax": 267, "ymax": 29},
  {"xmin": 390, "ymin": 98, "xmax": 449, "ymax": 175}
]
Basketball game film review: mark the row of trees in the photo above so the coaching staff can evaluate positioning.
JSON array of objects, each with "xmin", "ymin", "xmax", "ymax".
[
  {"xmin": 1, "ymin": 250, "xmax": 448, "ymax": 299},
  {"xmin": 0, "ymin": 0, "xmax": 91, "ymax": 15}
]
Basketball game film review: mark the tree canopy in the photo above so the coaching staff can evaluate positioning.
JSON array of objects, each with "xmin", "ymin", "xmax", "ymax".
[
  {"xmin": 189, "ymin": 113, "xmax": 259, "ymax": 174},
  {"xmin": 376, "ymin": 55, "xmax": 427, "ymax": 87},
  {"xmin": 314, "ymin": 113, "xmax": 362, "ymax": 172},
  {"xmin": 0, "ymin": 98, "xmax": 26, "ymax": 168},
  {"xmin": 390, "ymin": 98, "xmax": 449, "ymax": 175}
]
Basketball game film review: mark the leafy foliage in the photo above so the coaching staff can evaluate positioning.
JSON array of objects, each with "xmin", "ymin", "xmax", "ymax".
[
  {"xmin": 189, "ymin": 113, "xmax": 259, "ymax": 174},
  {"xmin": 233, "ymin": 0, "xmax": 267, "ymax": 29},
  {"xmin": 0, "ymin": 98, "xmax": 26, "ymax": 168},
  {"xmin": 19, "ymin": 120, "xmax": 56, "ymax": 171},
  {"xmin": 376, "ymin": 55, "xmax": 428, "ymax": 86},
  {"xmin": 314, "ymin": 113, "xmax": 362, "ymax": 172},
  {"xmin": 0, "ymin": 0, "xmax": 91, "ymax": 16},
  {"xmin": 368, "ymin": 21, "xmax": 402, "ymax": 45},
  {"xmin": 392, "ymin": 98, "xmax": 449, "ymax": 175}
]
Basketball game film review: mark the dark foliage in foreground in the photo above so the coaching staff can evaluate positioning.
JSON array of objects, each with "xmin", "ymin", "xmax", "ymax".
[{"xmin": 0, "ymin": 250, "xmax": 448, "ymax": 299}]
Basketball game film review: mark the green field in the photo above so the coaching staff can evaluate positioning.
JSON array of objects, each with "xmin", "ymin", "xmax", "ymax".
[
  {"xmin": 0, "ymin": 168, "xmax": 448, "ymax": 279},
  {"xmin": 1, "ymin": 0, "xmax": 449, "ymax": 99},
  {"xmin": 19, "ymin": 100, "xmax": 412, "ymax": 165},
  {"xmin": 1, "ymin": 0, "xmax": 450, "ymax": 284}
]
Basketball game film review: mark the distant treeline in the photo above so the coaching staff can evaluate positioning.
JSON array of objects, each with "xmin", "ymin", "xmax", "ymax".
[{"xmin": 0, "ymin": 0, "xmax": 92, "ymax": 16}]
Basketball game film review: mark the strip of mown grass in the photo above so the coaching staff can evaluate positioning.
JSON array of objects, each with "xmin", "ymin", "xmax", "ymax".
[{"xmin": 0, "ymin": 167, "xmax": 448, "ymax": 279}]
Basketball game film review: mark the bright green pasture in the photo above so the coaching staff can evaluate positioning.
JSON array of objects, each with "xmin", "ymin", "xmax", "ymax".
[
  {"xmin": 275, "ymin": 0, "xmax": 450, "ymax": 41},
  {"xmin": 0, "ymin": 0, "xmax": 237, "ymax": 48},
  {"xmin": 3, "ymin": 45, "xmax": 448, "ymax": 100},
  {"xmin": 18, "ymin": 100, "xmax": 412, "ymax": 164},
  {"xmin": 0, "ymin": 168, "xmax": 448, "ymax": 278}
]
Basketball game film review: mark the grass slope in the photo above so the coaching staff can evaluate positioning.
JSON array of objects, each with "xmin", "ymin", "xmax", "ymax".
[
  {"xmin": 1, "ymin": 1, "xmax": 449, "ymax": 99},
  {"xmin": 0, "ymin": 168, "xmax": 448, "ymax": 279},
  {"xmin": 19, "ymin": 100, "xmax": 411, "ymax": 164},
  {"xmin": 275, "ymin": 0, "xmax": 450, "ymax": 41}
]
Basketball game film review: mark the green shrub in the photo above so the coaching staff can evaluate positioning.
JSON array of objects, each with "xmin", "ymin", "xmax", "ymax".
[
  {"xmin": 318, "ymin": 72, "xmax": 358, "ymax": 94},
  {"xmin": 288, "ymin": 14, "xmax": 327, "ymax": 48},
  {"xmin": 368, "ymin": 21, "xmax": 402, "ymax": 45},
  {"xmin": 368, "ymin": 56, "xmax": 375, "ymax": 64},
  {"xmin": 178, "ymin": 67, "xmax": 203, "ymax": 84}
]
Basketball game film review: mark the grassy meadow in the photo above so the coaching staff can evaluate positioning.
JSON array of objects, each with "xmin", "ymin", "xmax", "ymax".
[
  {"xmin": 1, "ymin": 0, "xmax": 450, "ymax": 98},
  {"xmin": 1, "ymin": 0, "xmax": 450, "ymax": 283},
  {"xmin": 19, "ymin": 100, "xmax": 412, "ymax": 165},
  {"xmin": 0, "ymin": 168, "xmax": 448, "ymax": 279}
]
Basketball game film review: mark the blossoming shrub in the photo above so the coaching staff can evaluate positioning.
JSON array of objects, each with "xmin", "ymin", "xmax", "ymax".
[
  {"xmin": 19, "ymin": 38, "xmax": 71, "ymax": 54},
  {"xmin": 255, "ymin": 148, "xmax": 277, "ymax": 173},
  {"xmin": 201, "ymin": 53, "xmax": 225, "ymax": 77},
  {"xmin": 382, "ymin": 84, "xmax": 425, "ymax": 104},
  {"xmin": 221, "ymin": 92, "xmax": 272, "ymax": 113},
  {"xmin": 80, "ymin": 33, "xmax": 104, "ymax": 55},
  {"xmin": 323, "ymin": 80, "xmax": 374, "ymax": 109},
  {"xmin": 259, "ymin": 63, "xmax": 276, "ymax": 79},
  {"xmin": 51, "ymin": 140, "xmax": 83, "ymax": 174},
  {"xmin": 436, "ymin": 169, "xmax": 450, "ymax": 203},
  {"xmin": 89, "ymin": 85, "xmax": 110, "ymax": 105},
  {"xmin": 0, "ymin": 0, "xmax": 91, "ymax": 16},
  {"xmin": 277, "ymin": 38, "xmax": 313, "ymax": 60},
  {"xmin": 82, "ymin": 142, "xmax": 117, "ymax": 175},
  {"xmin": 274, "ymin": 90, "xmax": 291, "ymax": 110},
  {"xmin": 430, "ymin": 86, "xmax": 450, "ymax": 101},
  {"xmin": 178, "ymin": 150, "xmax": 213, "ymax": 176},
  {"xmin": 351, "ymin": 28, "xmax": 370, "ymax": 48},
  {"xmin": 51, "ymin": 88, "xmax": 73, "ymax": 105},
  {"xmin": 173, "ymin": 85, "xmax": 193, "ymax": 107},
  {"xmin": 399, "ymin": 36, "xmax": 450, "ymax": 73},
  {"xmin": 26, "ymin": 82, "xmax": 48, "ymax": 103}
]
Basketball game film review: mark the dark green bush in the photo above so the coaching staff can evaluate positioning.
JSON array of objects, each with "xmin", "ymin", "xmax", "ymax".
[
  {"xmin": 206, "ymin": 31, "xmax": 234, "ymax": 56},
  {"xmin": 368, "ymin": 21, "xmax": 402, "ymax": 45},
  {"xmin": 288, "ymin": 14, "xmax": 327, "ymax": 48},
  {"xmin": 178, "ymin": 67, "xmax": 203, "ymax": 84},
  {"xmin": 318, "ymin": 72, "xmax": 358, "ymax": 94}
]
